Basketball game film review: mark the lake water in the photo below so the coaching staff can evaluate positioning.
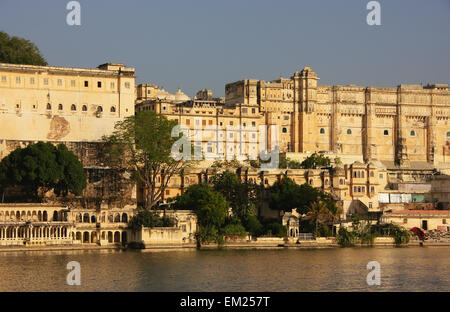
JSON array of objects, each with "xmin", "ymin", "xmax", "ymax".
[{"xmin": 0, "ymin": 246, "xmax": 449, "ymax": 292}]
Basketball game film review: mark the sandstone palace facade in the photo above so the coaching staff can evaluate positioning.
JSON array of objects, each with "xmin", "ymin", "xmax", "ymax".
[
  {"xmin": 0, "ymin": 62, "xmax": 449, "ymax": 246},
  {"xmin": 136, "ymin": 66, "xmax": 450, "ymax": 170}
]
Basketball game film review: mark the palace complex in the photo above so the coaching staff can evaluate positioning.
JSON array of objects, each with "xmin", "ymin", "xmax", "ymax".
[{"xmin": 0, "ymin": 62, "xmax": 450, "ymax": 246}]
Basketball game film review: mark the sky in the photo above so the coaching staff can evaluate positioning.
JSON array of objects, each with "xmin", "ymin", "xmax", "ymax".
[{"xmin": 0, "ymin": 0, "xmax": 449, "ymax": 97}]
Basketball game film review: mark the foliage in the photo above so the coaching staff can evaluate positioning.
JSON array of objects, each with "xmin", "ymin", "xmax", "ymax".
[
  {"xmin": 309, "ymin": 200, "xmax": 339, "ymax": 237},
  {"xmin": 337, "ymin": 222, "xmax": 410, "ymax": 247},
  {"xmin": 210, "ymin": 159, "xmax": 241, "ymax": 171},
  {"xmin": 300, "ymin": 153, "xmax": 331, "ymax": 169},
  {"xmin": 102, "ymin": 111, "xmax": 191, "ymax": 209},
  {"xmin": 248, "ymin": 153, "xmax": 302, "ymax": 169},
  {"xmin": 262, "ymin": 221, "xmax": 287, "ymax": 238},
  {"xmin": 269, "ymin": 177, "xmax": 337, "ymax": 215},
  {"xmin": 269, "ymin": 177, "xmax": 310, "ymax": 214},
  {"xmin": 210, "ymin": 170, "xmax": 257, "ymax": 219},
  {"xmin": 128, "ymin": 209, "xmax": 175, "ymax": 232},
  {"xmin": 242, "ymin": 215, "xmax": 263, "ymax": 237},
  {"xmin": 0, "ymin": 31, "xmax": 47, "ymax": 66},
  {"xmin": 223, "ymin": 218, "xmax": 247, "ymax": 238},
  {"xmin": 336, "ymin": 227, "xmax": 358, "ymax": 247},
  {"xmin": 0, "ymin": 142, "xmax": 86, "ymax": 199},
  {"xmin": 173, "ymin": 183, "xmax": 229, "ymax": 244},
  {"xmin": 53, "ymin": 144, "xmax": 87, "ymax": 196}
]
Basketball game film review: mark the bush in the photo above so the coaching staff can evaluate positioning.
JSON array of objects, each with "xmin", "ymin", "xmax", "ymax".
[
  {"xmin": 263, "ymin": 222, "xmax": 287, "ymax": 238},
  {"xmin": 128, "ymin": 210, "xmax": 175, "ymax": 232},
  {"xmin": 336, "ymin": 227, "xmax": 358, "ymax": 247},
  {"xmin": 223, "ymin": 223, "xmax": 247, "ymax": 237},
  {"xmin": 242, "ymin": 215, "xmax": 263, "ymax": 237},
  {"xmin": 391, "ymin": 226, "xmax": 411, "ymax": 246}
]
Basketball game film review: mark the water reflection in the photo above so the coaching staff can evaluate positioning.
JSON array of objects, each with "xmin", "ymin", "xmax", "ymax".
[{"xmin": 0, "ymin": 247, "xmax": 449, "ymax": 291}]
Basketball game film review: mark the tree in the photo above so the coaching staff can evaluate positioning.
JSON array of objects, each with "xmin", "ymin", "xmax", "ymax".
[
  {"xmin": 269, "ymin": 177, "xmax": 315, "ymax": 215},
  {"xmin": 210, "ymin": 170, "xmax": 257, "ymax": 219},
  {"xmin": 173, "ymin": 183, "xmax": 229, "ymax": 244},
  {"xmin": 54, "ymin": 144, "xmax": 86, "ymax": 197},
  {"xmin": 210, "ymin": 170, "xmax": 262, "ymax": 236},
  {"xmin": 0, "ymin": 31, "xmax": 48, "ymax": 66},
  {"xmin": 102, "ymin": 111, "xmax": 191, "ymax": 209},
  {"xmin": 128, "ymin": 209, "xmax": 175, "ymax": 232},
  {"xmin": 0, "ymin": 142, "xmax": 86, "ymax": 200},
  {"xmin": 300, "ymin": 153, "xmax": 331, "ymax": 169}
]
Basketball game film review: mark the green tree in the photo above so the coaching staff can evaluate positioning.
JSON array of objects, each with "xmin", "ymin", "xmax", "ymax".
[
  {"xmin": 173, "ymin": 183, "xmax": 229, "ymax": 244},
  {"xmin": 269, "ymin": 178, "xmax": 317, "ymax": 214},
  {"xmin": 300, "ymin": 153, "xmax": 331, "ymax": 169},
  {"xmin": 102, "ymin": 111, "xmax": 191, "ymax": 209},
  {"xmin": 210, "ymin": 170, "xmax": 257, "ymax": 219},
  {"xmin": 0, "ymin": 142, "xmax": 86, "ymax": 200},
  {"xmin": 0, "ymin": 31, "xmax": 48, "ymax": 66},
  {"xmin": 54, "ymin": 144, "xmax": 86, "ymax": 196},
  {"xmin": 128, "ymin": 209, "xmax": 175, "ymax": 232}
]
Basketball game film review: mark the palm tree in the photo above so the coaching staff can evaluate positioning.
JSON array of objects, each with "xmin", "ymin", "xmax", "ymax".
[{"xmin": 309, "ymin": 200, "xmax": 342, "ymax": 237}]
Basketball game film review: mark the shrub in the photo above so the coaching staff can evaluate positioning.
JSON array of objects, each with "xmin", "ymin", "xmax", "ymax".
[
  {"xmin": 336, "ymin": 227, "xmax": 358, "ymax": 247},
  {"xmin": 223, "ymin": 223, "xmax": 247, "ymax": 238},
  {"xmin": 243, "ymin": 215, "xmax": 263, "ymax": 237}
]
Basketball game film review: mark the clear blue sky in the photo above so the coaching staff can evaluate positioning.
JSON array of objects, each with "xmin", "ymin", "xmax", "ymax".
[{"xmin": 0, "ymin": 0, "xmax": 449, "ymax": 97}]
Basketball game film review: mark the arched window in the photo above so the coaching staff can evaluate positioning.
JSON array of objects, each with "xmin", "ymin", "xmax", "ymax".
[
  {"xmin": 121, "ymin": 213, "xmax": 128, "ymax": 223},
  {"xmin": 46, "ymin": 103, "xmax": 51, "ymax": 110},
  {"xmin": 320, "ymin": 128, "xmax": 325, "ymax": 134},
  {"xmin": 71, "ymin": 104, "xmax": 76, "ymax": 111},
  {"xmin": 347, "ymin": 129, "xmax": 352, "ymax": 135},
  {"xmin": 82, "ymin": 105, "xmax": 87, "ymax": 111},
  {"xmin": 184, "ymin": 177, "xmax": 189, "ymax": 184},
  {"xmin": 110, "ymin": 106, "xmax": 116, "ymax": 113},
  {"xmin": 282, "ymin": 127, "xmax": 287, "ymax": 133},
  {"xmin": 370, "ymin": 171, "xmax": 374, "ymax": 177},
  {"xmin": 339, "ymin": 178, "xmax": 344, "ymax": 185},
  {"xmin": 447, "ymin": 131, "xmax": 450, "ymax": 137},
  {"xmin": 309, "ymin": 179, "xmax": 313, "ymax": 185},
  {"xmin": 97, "ymin": 106, "xmax": 103, "ymax": 112},
  {"xmin": 410, "ymin": 130, "xmax": 415, "ymax": 136},
  {"xmin": 58, "ymin": 104, "xmax": 63, "ymax": 110},
  {"xmin": 383, "ymin": 130, "xmax": 389, "ymax": 135}
]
